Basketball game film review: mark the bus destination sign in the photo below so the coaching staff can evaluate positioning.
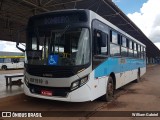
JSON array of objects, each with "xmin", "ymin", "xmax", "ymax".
[
  {"xmin": 44, "ymin": 15, "xmax": 78, "ymax": 25},
  {"xmin": 33, "ymin": 12, "xmax": 87, "ymax": 26}
]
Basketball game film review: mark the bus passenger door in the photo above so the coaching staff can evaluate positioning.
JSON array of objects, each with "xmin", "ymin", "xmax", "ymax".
[
  {"xmin": 92, "ymin": 30, "xmax": 109, "ymax": 99},
  {"xmin": 93, "ymin": 30, "xmax": 108, "ymax": 69}
]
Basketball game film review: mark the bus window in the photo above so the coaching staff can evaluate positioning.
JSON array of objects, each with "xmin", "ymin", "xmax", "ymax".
[
  {"xmin": 134, "ymin": 51, "xmax": 138, "ymax": 58},
  {"xmin": 32, "ymin": 38, "xmax": 38, "ymax": 50},
  {"xmin": 137, "ymin": 44, "xmax": 141, "ymax": 58},
  {"xmin": 126, "ymin": 39, "xmax": 129, "ymax": 48},
  {"xmin": 93, "ymin": 30, "xmax": 108, "ymax": 69},
  {"xmin": 144, "ymin": 47, "xmax": 146, "ymax": 59},
  {"xmin": 11, "ymin": 58, "xmax": 19, "ymax": 63},
  {"xmin": 28, "ymin": 27, "xmax": 90, "ymax": 66},
  {"xmin": 134, "ymin": 43, "xmax": 137, "ymax": 50},
  {"xmin": 128, "ymin": 40, "xmax": 133, "ymax": 57},
  {"xmin": 20, "ymin": 58, "xmax": 24, "ymax": 62},
  {"xmin": 94, "ymin": 30, "xmax": 108, "ymax": 55},
  {"xmin": 129, "ymin": 40, "xmax": 132, "ymax": 49},
  {"xmin": 141, "ymin": 46, "xmax": 144, "ymax": 59},
  {"xmin": 133, "ymin": 43, "xmax": 138, "ymax": 58},
  {"xmin": 110, "ymin": 30, "xmax": 120, "ymax": 56},
  {"xmin": 122, "ymin": 36, "xmax": 127, "ymax": 47},
  {"xmin": 4, "ymin": 58, "xmax": 11, "ymax": 63},
  {"xmin": 110, "ymin": 44, "xmax": 120, "ymax": 56},
  {"xmin": 0, "ymin": 58, "xmax": 4, "ymax": 63},
  {"xmin": 121, "ymin": 36, "xmax": 128, "ymax": 57},
  {"xmin": 111, "ymin": 31, "xmax": 118, "ymax": 44}
]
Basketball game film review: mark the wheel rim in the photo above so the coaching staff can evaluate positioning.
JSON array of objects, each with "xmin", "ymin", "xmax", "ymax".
[
  {"xmin": 108, "ymin": 81, "xmax": 113, "ymax": 97},
  {"xmin": 2, "ymin": 66, "xmax": 4, "ymax": 70}
]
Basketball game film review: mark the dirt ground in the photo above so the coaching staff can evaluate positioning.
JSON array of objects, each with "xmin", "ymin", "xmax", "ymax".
[{"xmin": 0, "ymin": 65, "xmax": 160, "ymax": 120}]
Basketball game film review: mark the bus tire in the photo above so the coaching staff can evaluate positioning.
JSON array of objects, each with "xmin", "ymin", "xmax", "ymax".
[
  {"xmin": 135, "ymin": 69, "xmax": 140, "ymax": 83},
  {"xmin": 2, "ymin": 65, "xmax": 7, "ymax": 70},
  {"xmin": 101, "ymin": 76, "xmax": 114, "ymax": 102}
]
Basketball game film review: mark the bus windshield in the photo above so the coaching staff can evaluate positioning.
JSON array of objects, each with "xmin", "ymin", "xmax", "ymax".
[{"xmin": 26, "ymin": 27, "xmax": 90, "ymax": 66}]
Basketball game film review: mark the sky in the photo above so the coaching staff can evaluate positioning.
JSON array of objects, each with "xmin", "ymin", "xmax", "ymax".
[
  {"xmin": 112, "ymin": 0, "xmax": 160, "ymax": 50},
  {"xmin": 0, "ymin": 41, "xmax": 25, "ymax": 52},
  {"xmin": 0, "ymin": 0, "xmax": 160, "ymax": 52}
]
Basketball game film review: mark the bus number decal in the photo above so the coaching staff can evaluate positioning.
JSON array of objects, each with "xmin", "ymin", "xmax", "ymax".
[
  {"xmin": 62, "ymin": 53, "xmax": 70, "ymax": 58},
  {"xmin": 119, "ymin": 58, "xmax": 126, "ymax": 64}
]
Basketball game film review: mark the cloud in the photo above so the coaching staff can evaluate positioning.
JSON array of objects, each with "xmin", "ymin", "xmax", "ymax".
[
  {"xmin": 0, "ymin": 40, "xmax": 25, "ymax": 52},
  {"xmin": 155, "ymin": 42, "xmax": 160, "ymax": 49},
  {"xmin": 127, "ymin": 0, "xmax": 160, "ymax": 49},
  {"xmin": 112, "ymin": 0, "xmax": 121, "ymax": 3}
]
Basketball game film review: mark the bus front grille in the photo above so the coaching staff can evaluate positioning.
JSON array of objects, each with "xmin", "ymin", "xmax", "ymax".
[
  {"xmin": 26, "ymin": 67, "xmax": 74, "ymax": 78},
  {"xmin": 28, "ymin": 84, "xmax": 70, "ymax": 97}
]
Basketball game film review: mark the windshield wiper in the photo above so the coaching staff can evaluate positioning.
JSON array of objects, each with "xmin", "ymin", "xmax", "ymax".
[{"xmin": 59, "ymin": 25, "xmax": 70, "ymax": 37}]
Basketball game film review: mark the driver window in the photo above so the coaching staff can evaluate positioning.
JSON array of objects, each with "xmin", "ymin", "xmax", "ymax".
[
  {"xmin": 32, "ymin": 38, "xmax": 37, "ymax": 50},
  {"xmin": 94, "ymin": 30, "xmax": 108, "ymax": 55}
]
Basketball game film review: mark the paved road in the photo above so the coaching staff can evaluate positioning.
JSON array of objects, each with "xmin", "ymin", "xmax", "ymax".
[
  {"xmin": 0, "ymin": 65, "xmax": 160, "ymax": 120},
  {"xmin": 0, "ymin": 69, "xmax": 23, "ymax": 98}
]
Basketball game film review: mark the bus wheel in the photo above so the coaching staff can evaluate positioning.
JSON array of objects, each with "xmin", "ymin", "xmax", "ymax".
[
  {"xmin": 101, "ymin": 76, "xmax": 114, "ymax": 102},
  {"xmin": 2, "ymin": 65, "xmax": 7, "ymax": 70},
  {"xmin": 135, "ymin": 69, "xmax": 140, "ymax": 83}
]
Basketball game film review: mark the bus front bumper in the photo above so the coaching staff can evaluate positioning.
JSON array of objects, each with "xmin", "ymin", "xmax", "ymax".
[{"xmin": 24, "ymin": 83, "xmax": 91, "ymax": 102}]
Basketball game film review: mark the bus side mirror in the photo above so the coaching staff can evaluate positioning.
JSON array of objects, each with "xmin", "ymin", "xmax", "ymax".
[
  {"xmin": 16, "ymin": 42, "xmax": 25, "ymax": 52},
  {"xmin": 16, "ymin": 28, "xmax": 26, "ymax": 52}
]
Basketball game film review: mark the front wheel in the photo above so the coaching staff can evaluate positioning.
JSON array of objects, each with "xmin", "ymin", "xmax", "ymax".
[
  {"xmin": 1, "ymin": 65, "xmax": 7, "ymax": 70},
  {"xmin": 101, "ymin": 76, "xmax": 114, "ymax": 102}
]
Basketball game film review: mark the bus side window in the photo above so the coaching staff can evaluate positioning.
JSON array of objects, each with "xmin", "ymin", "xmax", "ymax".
[
  {"xmin": 0, "ymin": 58, "xmax": 4, "ymax": 63},
  {"xmin": 4, "ymin": 58, "xmax": 11, "ymax": 63},
  {"xmin": 11, "ymin": 58, "xmax": 19, "ymax": 63},
  {"xmin": 94, "ymin": 30, "xmax": 108, "ymax": 55},
  {"xmin": 110, "ymin": 30, "xmax": 120, "ymax": 56}
]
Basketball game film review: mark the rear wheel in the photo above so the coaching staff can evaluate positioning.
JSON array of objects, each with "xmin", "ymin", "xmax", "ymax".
[
  {"xmin": 101, "ymin": 76, "xmax": 114, "ymax": 102},
  {"xmin": 1, "ymin": 65, "xmax": 7, "ymax": 70},
  {"xmin": 135, "ymin": 69, "xmax": 140, "ymax": 83}
]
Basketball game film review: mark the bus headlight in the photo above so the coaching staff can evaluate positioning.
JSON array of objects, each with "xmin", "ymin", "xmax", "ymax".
[
  {"xmin": 24, "ymin": 76, "xmax": 29, "ymax": 87},
  {"xmin": 80, "ymin": 77, "xmax": 88, "ymax": 86},
  {"xmin": 71, "ymin": 81, "xmax": 80, "ymax": 90},
  {"xmin": 70, "ymin": 76, "xmax": 88, "ymax": 91}
]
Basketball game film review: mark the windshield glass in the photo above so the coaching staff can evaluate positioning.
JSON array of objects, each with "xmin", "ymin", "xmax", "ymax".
[{"xmin": 26, "ymin": 27, "xmax": 90, "ymax": 66}]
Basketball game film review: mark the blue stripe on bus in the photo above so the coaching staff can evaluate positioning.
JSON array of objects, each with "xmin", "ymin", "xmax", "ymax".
[{"xmin": 94, "ymin": 57, "xmax": 146, "ymax": 78}]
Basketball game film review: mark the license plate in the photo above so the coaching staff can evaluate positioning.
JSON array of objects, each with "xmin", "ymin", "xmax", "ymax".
[{"xmin": 41, "ymin": 90, "xmax": 53, "ymax": 96}]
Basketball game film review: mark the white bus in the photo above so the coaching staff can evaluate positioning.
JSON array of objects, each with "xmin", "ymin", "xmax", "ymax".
[
  {"xmin": 17, "ymin": 9, "xmax": 146, "ymax": 102},
  {"xmin": 0, "ymin": 56, "xmax": 24, "ymax": 70}
]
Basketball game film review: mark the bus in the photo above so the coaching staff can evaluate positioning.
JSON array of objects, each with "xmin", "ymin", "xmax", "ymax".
[
  {"xmin": 18, "ymin": 9, "xmax": 146, "ymax": 102},
  {"xmin": 0, "ymin": 56, "xmax": 24, "ymax": 70}
]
